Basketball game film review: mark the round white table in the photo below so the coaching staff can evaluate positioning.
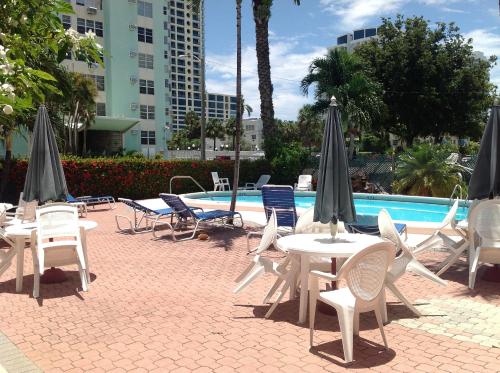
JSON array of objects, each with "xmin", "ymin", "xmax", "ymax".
[
  {"xmin": 277, "ymin": 233, "xmax": 383, "ymax": 324},
  {"xmin": 1, "ymin": 220, "xmax": 97, "ymax": 292}
]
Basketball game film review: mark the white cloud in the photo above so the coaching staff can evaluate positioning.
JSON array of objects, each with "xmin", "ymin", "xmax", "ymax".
[
  {"xmin": 464, "ymin": 29, "xmax": 500, "ymax": 88},
  {"xmin": 206, "ymin": 40, "xmax": 326, "ymax": 121},
  {"xmin": 319, "ymin": 0, "xmax": 405, "ymax": 30}
]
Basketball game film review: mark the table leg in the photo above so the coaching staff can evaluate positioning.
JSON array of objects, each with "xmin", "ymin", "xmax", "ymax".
[
  {"xmin": 15, "ymin": 238, "xmax": 24, "ymax": 293},
  {"xmin": 289, "ymin": 254, "xmax": 299, "ymax": 301},
  {"xmin": 298, "ymin": 254, "xmax": 310, "ymax": 324},
  {"xmin": 80, "ymin": 227, "xmax": 91, "ymax": 284}
]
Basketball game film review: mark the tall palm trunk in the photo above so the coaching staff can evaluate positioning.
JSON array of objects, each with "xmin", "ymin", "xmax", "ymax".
[
  {"xmin": 253, "ymin": 1, "xmax": 278, "ymax": 160},
  {"xmin": 230, "ymin": 0, "xmax": 243, "ymax": 213}
]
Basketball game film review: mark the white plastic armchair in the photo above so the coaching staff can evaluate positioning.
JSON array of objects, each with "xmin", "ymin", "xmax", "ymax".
[
  {"xmin": 378, "ymin": 209, "xmax": 446, "ymax": 322},
  {"xmin": 294, "ymin": 175, "xmax": 312, "ymax": 191},
  {"xmin": 468, "ymin": 199, "xmax": 500, "ymax": 289},
  {"xmin": 211, "ymin": 172, "xmax": 230, "ymax": 191},
  {"xmin": 30, "ymin": 205, "xmax": 88, "ymax": 298},
  {"xmin": 234, "ymin": 209, "xmax": 290, "ymax": 302},
  {"xmin": 309, "ymin": 242, "xmax": 396, "ymax": 363}
]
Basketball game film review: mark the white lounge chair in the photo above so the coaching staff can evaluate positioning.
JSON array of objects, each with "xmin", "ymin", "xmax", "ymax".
[
  {"xmin": 30, "ymin": 205, "xmax": 88, "ymax": 298},
  {"xmin": 294, "ymin": 174, "xmax": 312, "ymax": 191},
  {"xmin": 309, "ymin": 242, "xmax": 396, "ymax": 363},
  {"xmin": 211, "ymin": 172, "xmax": 231, "ymax": 191},
  {"xmin": 239, "ymin": 174, "xmax": 271, "ymax": 190},
  {"xmin": 467, "ymin": 199, "xmax": 500, "ymax": 289},
  {"xmin": 378, "ymin": 209, "xmax": 446, "ymax": 322}
]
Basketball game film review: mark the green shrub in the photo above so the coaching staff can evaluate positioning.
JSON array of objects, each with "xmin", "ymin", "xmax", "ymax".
[{"xmin": 270, "ymin": 143, "xmax": 310, "ymax": 185}]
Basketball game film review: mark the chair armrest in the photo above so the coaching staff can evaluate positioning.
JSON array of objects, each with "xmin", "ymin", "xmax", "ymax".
[
  {"xmin": 220, "ymin": 178, "xmax": 230, "ymax": 183},
  {"xmin": 245, "ymin": 183, "xmax": 256, "ymax": 188},
  {"xmin": 190, "ymin": 206, "xmax": 204, "ymax": 212},
  {"xmin": 77, "ymin": 195, "xmax": 93, "ymax": 199},
  {"xmin": 309, "ymin": 270, "xmax": 338, "ymax": 282}
]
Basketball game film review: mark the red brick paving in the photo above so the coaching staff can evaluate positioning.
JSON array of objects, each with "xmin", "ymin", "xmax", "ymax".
[{"xmin": 0, "ymin": 203, "xmax": 499, "ymax": 372}]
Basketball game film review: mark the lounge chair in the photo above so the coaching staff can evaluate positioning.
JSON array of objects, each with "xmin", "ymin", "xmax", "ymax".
[
  {"xmin": 238, "ymin": 174, "xmax": 271, "ymax": 190},
  {"xmin": 294, "ymin": 174, "xmax": 313, "ymax": 191},
  {"xmin": 66, "ymin": 193, "xmax": 116, "ymax": 210},
  {"xmin": 116, "ymin": 198, "xmax": 185, "ymax": 237},
  {"xmin": 346, "ymin": 221, "xmax": 407, "ymax": 239},
  {"xmin": 211, "ymin": 172, "xmax": 231, "ymax": 191},
  {"xmin": 159, "ymin": 193, "xmax": 244, "ymax": 241}
]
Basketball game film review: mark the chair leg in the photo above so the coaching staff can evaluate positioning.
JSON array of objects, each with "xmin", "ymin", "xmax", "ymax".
[
  {"xmin": 263, "ymin": 277, "xmax": 284, "ymax": 304},
  {"xmin": 31, "ymin": 247, "xmax": 40, "ymax": 298},
  {"xmin": 233, "ymin": 265, "xmax": 264, "ymax": 294},
  {"xmin": 408, "ymin": 259, "xmax": 447, "ymax": 285},
  {"xmin": 380, "ymin": 288, "xmax": 388, "ymax": 324},
  {"xmin": 234, "ymin": 261, "xmax": 255, "ymax": 283},
  {"xmin": 353, "ymin": 311, "xmax": 360, "ymax": 336},
  {"xmin": 469, "ymin": 248, "xmax": 481, "ymax": 289},
  {"xmin": 265, "ymin": 274, "xmax": 294, "ymax": 319},
  {"xmin": 337, "ymin": 306, "xmax": 355, "ymax": 363},
  {"xmin": 374, "ymin": 306, "xmax": 389, "ymax": 349},
  {"xmin": 386, "ymin": 282, "xmax": 421, "ymax": 317}
]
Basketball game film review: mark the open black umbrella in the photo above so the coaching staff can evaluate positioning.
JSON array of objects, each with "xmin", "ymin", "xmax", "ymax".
[
  {"xmin": 313, "ymin": 96, "xmax": 356, "ymax": 230},
  {"xmin": 23, "ymin": 105, "xmax": 68, "ymax": 203},
  {"xmin": 468, "ymin": 106, "xmax": 500, "ymax": 200}
]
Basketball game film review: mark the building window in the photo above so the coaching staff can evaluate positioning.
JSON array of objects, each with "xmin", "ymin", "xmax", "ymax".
[
  {"xmin": 138, "ymin": 27, "xmax": 153, "ymax": 43},
  {"xmin": 138, "ymin": 53, "xmax": 154, "ymax": 69},
  {"xmin": 61, "ymin": 15, "xmax": 71, "ymax": 30},
  {"xmin": 140, "ymin": 105, "xmax": 155, "ymax": 120},
  {"xmin": 163, "ymin": 6, "xmax": 167, "ymax": 15},
  {"xmin": 84, "ymin": 74, "xmax": 105, "ymax": 91},
  {"xmin": 96, "ymin": 103, "xmax": 106, "ymax": 116},
  {"xmin": 165, "ymin": 107, "xmax": 170, "ymax": 115},
  {"xmin": 164, "ymin": 50, "xmax": 168, "ymax": 59},
  {"xmin": 139, "ymin": 79, "xmax": 155, "ymax": 95},
  {"xmin": 94, "ymin": 21, "xmax": 103, "ymax": 37},
  {"xmin": 76, "ymin": 0, "xmax": 85, "ymax": 5},
  {"xmin": 138, "ymin": 1, "xmax": 153, "ymax": 18},
  {"xmin": 251, "ymin": 135, "xmax": 257, "ymax": 140},
  {"xmin": 141, "ymin": 130, "xmax": 156, "ymax": 145},
  {"xmin": 77, "ymin": 18, "xmax": 103, "ymax": 37},
  {"xmin": 77, "ymin": 18, "xmax": 85, "ymax": 33}
]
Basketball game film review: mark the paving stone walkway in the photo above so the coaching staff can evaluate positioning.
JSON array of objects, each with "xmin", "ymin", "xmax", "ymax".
[
  {"xmin": 0, "ymin": 203, "xmax": 499, "ymax": 372},
  {"xmin": 0, "ymin": 330, "xmax": 41, "ymax": 372}
]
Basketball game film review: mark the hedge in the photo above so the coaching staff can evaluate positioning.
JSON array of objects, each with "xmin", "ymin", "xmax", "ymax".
[{"xmin": 6, "ymin": 158, "xmax": 273, "ymax": 200}]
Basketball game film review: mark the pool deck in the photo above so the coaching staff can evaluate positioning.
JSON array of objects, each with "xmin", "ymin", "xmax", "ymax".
[{"xmin": 0, "ymin": 203, "xmax": 498, "ymax": 372}]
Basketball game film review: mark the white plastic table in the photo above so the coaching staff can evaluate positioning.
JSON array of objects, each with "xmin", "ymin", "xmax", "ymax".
[
  {"xmin": 1, "ymin": 220, "xmax": 97, "ymax": 292},
  {"xmin": 277, "ymin": 233, "xmax": 383, "ymax": 324}
]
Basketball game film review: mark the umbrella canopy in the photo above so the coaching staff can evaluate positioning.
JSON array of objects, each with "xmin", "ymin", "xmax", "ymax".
[
  {"xmin": 468, "ymin": 106, "xmax": 500, "ymax": 200},
  {"xmin": 23, "ymin": 105, "xmax": 68, "ymax": 203},
  {"xmin": 313, "ymin": 96, "xmax": 356, "ymax": 224}
]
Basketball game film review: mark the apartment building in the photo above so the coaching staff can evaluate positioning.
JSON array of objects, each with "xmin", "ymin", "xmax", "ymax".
[
  {"xmin": 335, "ymin": 27, "xmax": 379, "ymax": 52},
  {"xmin": 206, "ymin": 93, "xmax": 237, "ymax": 122}
]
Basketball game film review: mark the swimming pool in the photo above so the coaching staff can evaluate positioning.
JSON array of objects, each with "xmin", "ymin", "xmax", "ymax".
[{"xmin": 186, "ymin": 192, "xmax": 468, "ymax": 223}]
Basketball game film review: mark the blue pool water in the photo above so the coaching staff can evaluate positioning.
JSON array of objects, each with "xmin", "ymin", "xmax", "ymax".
[{"xmin": 194, "ymin": 195, "xmax": 468, "ymax": 223}]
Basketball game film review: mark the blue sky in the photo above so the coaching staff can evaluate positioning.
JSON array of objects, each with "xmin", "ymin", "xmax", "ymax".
[{"xmin": 204, "ymin": 0, "xmax": 500, "ymax": 120}]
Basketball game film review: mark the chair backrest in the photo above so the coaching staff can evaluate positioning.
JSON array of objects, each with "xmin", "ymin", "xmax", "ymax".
[
  {"xmin": 35, "ymin": 205, "xmax": 81, "ymax": 244},
  {"xmin": 211, "ymin": 172, "xmax": 220, "ymax": 184},
  {"xmin": 118, "ymin": 198, "xmax": 153, "ymax": 214},
  {"xmin": 256, "ymin": 174, "xmax": 271, "ymax": 188},
  {"xmin": 294, "ymin": 206, "xmax": 345, "ymax": 234},
  {"xmin": 255, "ymin": 208, "xmax": 278, "ymax": 254},
  {"xmin": 438, "ymin": 199, "xmax": 459, "ymax": 230},
  {"xmin": 337, "ymin": 242, "xmax": 395, "ymax": 302},
  {"xmin": 297, "ymin": 174, "xmax": 312, "ymax": 187},
  {"xmin": 16, "ymin": 199, "xmax": 38, "ymax": 222},
  {"xmin": 469, "ymin": 199, "xmax": 500, "ymax": 244},
  {"xmin": 159, "ymin": 193, "xmax": 196, "ymax": 220},
  {"xmin": 261, "ymin": 185, "xmax": 297, "ymax": 228},
  {"xmin": 378, "ymin": 209, "xmax": 404, "ymax": 248}
]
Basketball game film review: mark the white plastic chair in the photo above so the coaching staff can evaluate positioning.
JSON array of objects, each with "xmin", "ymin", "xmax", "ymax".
[
  {"xmin": 413, "ymin": 199, "xmax": 458, "ymax": 258},
  {"xmin": 309, "ymin": 242, "xmax": 396, "ymax": 363},
  {"xmin": 239, "ymin": 174, "xmax": 271, "ymax": 190},
  {"xmin": 30, "ymin": 205, "xmax": 88, "ymax": 298},
  {"xmin": 294, "ymin": 175, "xmax": 312, "ymax": 191},
  {"xmin": 378, "ymin": 209, "xmax": 446, "ymax": 322},
  {"xmin": 468, "ymin": 199, "xmax": 500, "ymax": 289},
  {"xmin": 211, "ymin": 172, "xmax": 230, "ymax": 191},
  {"xmin": 234, "ymin": 209, "xmax": 290, "ymax": 302}
]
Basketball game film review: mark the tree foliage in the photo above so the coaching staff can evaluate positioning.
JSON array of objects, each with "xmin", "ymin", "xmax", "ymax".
[{"xmin": 355, "ymin": 15, "xmax": 496, "ymax": 144}]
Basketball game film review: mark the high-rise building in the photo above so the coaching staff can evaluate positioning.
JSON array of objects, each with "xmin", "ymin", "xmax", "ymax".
[
  {"xmin": 335, "ymin": 27, "xmax": 379, "ymax": 52},
  {"xmin": 206, "ymin": 93, "xmax": 237, "ymax": 122}
]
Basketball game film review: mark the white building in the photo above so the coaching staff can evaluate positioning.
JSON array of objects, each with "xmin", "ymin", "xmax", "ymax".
[{"xmin": 335, "ymin": 27, "xmax": 379, "ymax": 52}]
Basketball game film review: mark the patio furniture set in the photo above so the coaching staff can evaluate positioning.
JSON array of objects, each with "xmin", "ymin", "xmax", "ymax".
[
  {"xmin": 0, "ymin": 196, "xmax": 97, "ymax": 298},
  {"xmin": 234, "ymin": 187, "xmax": 499, "ymax": 363}
]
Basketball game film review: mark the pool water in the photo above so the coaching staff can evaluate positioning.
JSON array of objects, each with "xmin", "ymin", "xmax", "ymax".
[{"xmin": 195, "ymin": 195, "xmax": 468, "ymax": 223}]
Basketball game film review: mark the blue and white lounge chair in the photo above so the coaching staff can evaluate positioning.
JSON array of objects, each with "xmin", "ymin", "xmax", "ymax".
[
  {"xmin": 116, "ymin": 198, "xmax": 178, "ymax": 237},
  {"xmin": 67, "ymin": 193, "xmax": 116, "ymax": 210},
  {"xmin": 261, "ymin": 185, "xmax": 297, "ymax": 232},
  {"xmin": 159, "ymin": 193, "xmax": 244, "ymax": 241}
]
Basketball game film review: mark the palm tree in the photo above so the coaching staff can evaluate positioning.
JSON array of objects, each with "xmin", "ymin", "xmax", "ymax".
[
  {"xmin": 206, "ymin": 118, "xmax": 225, "ymax": 150},
  {"xmin": 297, "ymin": 104, "xmax": 323, "ymax": 152},
  {"xmin": 252, "ymin": 0, "xmax": 301, "ymax": 160},
  {"xmin": 301, "ymin": 48, "xmax": 383, "ymax": 159},
  {"xmin": 393, "ymin": 144, "xmax": 463, "ymax": 197},
  {"xmin": 229, "ymin": 0, "xmax": 243, "ymax": 213}
]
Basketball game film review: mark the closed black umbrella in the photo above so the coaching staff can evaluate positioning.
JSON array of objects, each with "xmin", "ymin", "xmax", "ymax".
[
  {"xmin": 313, "ymin": 96, "xmax": 356, "ymax": 229},
  {"xmin": 23, "ymin": 105, "xmax": 68, "ymax": 203},
  {"xmin": 468, "ymin": 106, "xmax": 500, "ymax": 200}
]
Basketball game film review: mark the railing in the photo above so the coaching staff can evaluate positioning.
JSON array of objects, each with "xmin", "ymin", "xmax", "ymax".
[
  {"xmin": 169, "ymin": 176, "xmax": 214, "ymax": 200},
  {"xmin": 449, "ymin": 184, "xmax": 464, "ymax": 205}
]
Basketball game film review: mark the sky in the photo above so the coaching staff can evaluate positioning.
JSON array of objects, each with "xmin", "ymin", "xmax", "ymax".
[{"xmin": 204, "ymin": 0, "xmax": 500, "ymax": 121}]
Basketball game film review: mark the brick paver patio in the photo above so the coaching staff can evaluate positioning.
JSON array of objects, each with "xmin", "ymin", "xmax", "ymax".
[{"xmin": 0, "ymin": 203, "xmax": 499, "ymax": 372}]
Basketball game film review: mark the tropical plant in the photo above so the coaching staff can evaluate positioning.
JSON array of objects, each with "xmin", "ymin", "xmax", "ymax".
[
  {"xmin": 252, "ymin": 0, "xmax": 301, "ymax": 160},
  {"xmin": 355, "ymin": 15, "xmax": 496, "ymax": 144},
  {"xmin": 296, "ymin": 104, "xmax": 323, "ymax": 152},
  {"xmin": 393, "ymin": 144, "xmax": 464, "ymax": 197},
  {"xmin": 301, "ymin": 48, "xmax": 384, "ymax": 159},
  {"xmin": 206, "ymin": 118, "xmax": 225, "ymax": 150}
]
